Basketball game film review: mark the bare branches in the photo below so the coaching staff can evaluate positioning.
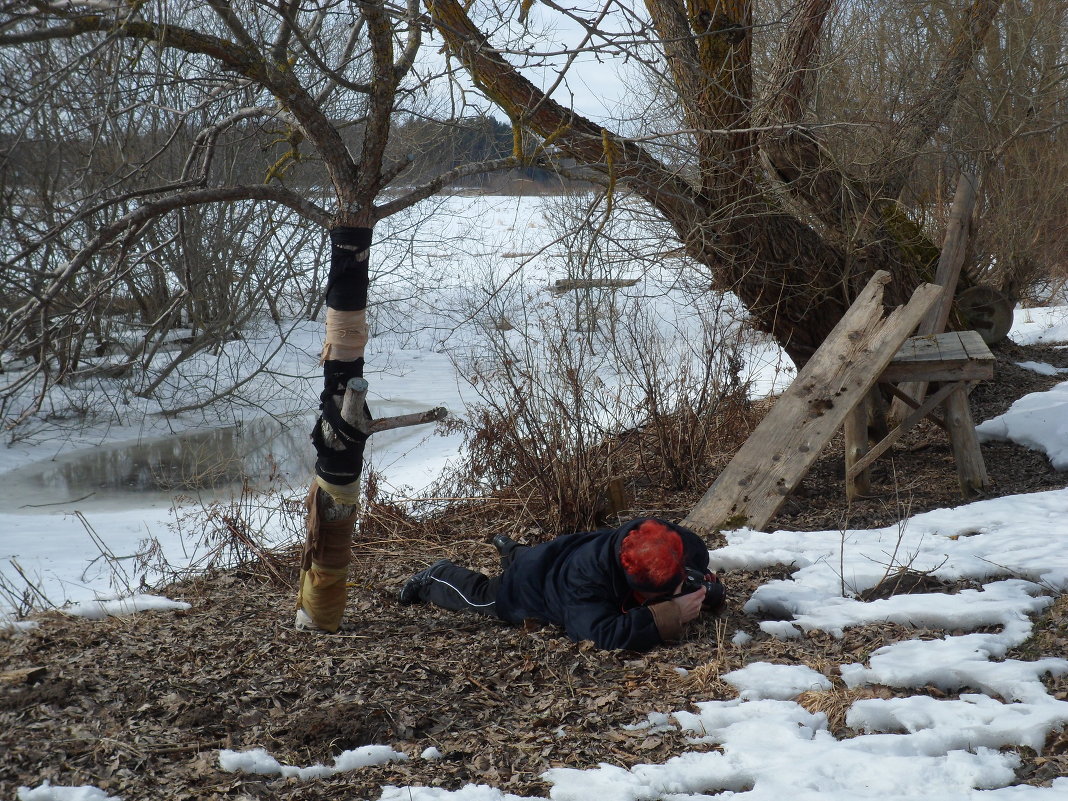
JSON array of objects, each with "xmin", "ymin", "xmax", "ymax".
[
  {"xmin": 279, "ymin": 2, "xmax": 374, "ymax": 96},
  {"xmin": 354, "ymin": 0, "xmax": 404, "ymax": 210},
  {"xmin": 1, "ymin": 4, "xmax": 361, "ymax": 196},
  {"xmin": 758, "ymin": 0, "xmax": 836, "ymax": 129},
  {"xmin": 205, "ymin": 0, "xmax": 260, "ymax": 53},
  {"xmin": 2, "ymin": 184, "xmax": 330, "ymax": 350},
  {"xmin": 393, "ymin": 0, "xmax": 422, "ymax": 82},
  {"xmin": 426, "ymin": 0, "xmax": 700, "ymax": 224},
  {"xmin": 373, "ymin": 155, "xmax": 522, "ymax": 220},
  {"xmin": 873, "ymin": 0, "xmax": 1006, "ymax": 199}
]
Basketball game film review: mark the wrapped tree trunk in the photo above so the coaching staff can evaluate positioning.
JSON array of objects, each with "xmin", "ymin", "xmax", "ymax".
[
  {"xmin": 296, "ymin": 226, "xmax": 372, "ymax": 633},
  {"xmin": 295, "ymin": 227, "xmax": 448, "ymax": 632}
]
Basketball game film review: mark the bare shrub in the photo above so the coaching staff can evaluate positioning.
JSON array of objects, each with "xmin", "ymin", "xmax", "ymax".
[
  {"xmin": 162, "ymin": 479, "xmax": 305, "ymax": 588},
  {"xmin": 444, "ymin": 296, "xmax": 763, "ymax": 535}
]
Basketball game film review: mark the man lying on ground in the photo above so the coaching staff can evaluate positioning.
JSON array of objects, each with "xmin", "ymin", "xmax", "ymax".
[{"xmin": 399, "ymin": 517, "xmax": 726, "ymax": 651}]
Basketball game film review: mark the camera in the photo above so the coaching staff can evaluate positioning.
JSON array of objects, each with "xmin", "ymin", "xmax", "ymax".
[{"xmin": 681, "ymin": 567, "xmax": 727, "ymax": 612}]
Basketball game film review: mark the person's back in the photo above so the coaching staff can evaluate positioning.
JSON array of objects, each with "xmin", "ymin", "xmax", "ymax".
[{"xmin": 496, "ymin": 519, "xmax": 714, "ymax": 650}]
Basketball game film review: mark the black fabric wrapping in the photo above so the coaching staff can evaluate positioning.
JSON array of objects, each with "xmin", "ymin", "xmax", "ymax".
[
  {"xmin": 311, "ymin": 408, "xmax": 369, "ymax": 486},
  {"xmin": 323, "ymin": 357, "xmax": 365, "ymax": 397},
  {"xmin": 325, "ymin": 226, "xmax": 371, "ymax": 311},
  {"xmin": 312, "ymin": 226, "xmax": 373, "ymax": 485}
]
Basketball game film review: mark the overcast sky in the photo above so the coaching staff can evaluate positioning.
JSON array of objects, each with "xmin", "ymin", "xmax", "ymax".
[{"xmin": 421, "ymin": 2, "xmax": 636, "ymax": 125}]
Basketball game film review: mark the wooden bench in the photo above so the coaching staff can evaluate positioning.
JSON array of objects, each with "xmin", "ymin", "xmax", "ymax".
[
  {"xmin": 845, "ymin": 330, "xmax": 994, "ymax": 499},
  {"xmin": 683, "ymin": 176, "xmax": 990, "ymax": 534}
]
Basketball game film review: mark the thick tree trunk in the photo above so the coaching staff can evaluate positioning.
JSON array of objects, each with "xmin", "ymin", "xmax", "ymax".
[{"xmin": 426, "ymin": 0, "xmax": 1005, "ymax": 367}]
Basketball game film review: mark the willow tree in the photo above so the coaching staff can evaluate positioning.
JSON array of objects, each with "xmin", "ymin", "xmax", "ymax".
[
  {"xmin": 0, "ymin": 1, "xmax": 514, "ymax": 631},
  {"xmin": 426, "ymin": 0, "xmax": 1010, "ymax": 364}
]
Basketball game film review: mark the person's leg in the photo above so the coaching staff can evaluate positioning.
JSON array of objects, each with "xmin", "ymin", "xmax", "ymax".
[
  {"xmin": 423, "ymin": 562, "xmax": 501, "ymax": 615},
  {"xmin": 400, "ymin": 560, "xmax": 501, "ymax": 616}
]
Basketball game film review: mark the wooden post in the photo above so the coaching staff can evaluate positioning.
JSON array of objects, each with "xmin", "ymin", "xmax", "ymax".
[
  {"xmin": 944, "ymin": 383, "xmax": 990, "ymax": 496},
  {"xmin": 890, "ymin": 171, "xmax": 976, "ymax": 419},
  {"xmin": 844, "ymin": 394, "xmax": 871, "ymax": 500}
]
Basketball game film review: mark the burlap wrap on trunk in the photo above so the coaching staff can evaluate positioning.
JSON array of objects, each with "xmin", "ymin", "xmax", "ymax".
[
  {"xmin": 320, "ymin": 308, "xmax": 368, "ymax": 363},
  {"xmin": 296, "ymin": 484, "xmax": 357, "ymax": 632}
]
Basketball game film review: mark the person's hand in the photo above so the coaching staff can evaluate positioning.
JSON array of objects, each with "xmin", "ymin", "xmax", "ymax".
[{"xmin": 671, "ymin": 587, "xmax": 705, "ymax": 624}]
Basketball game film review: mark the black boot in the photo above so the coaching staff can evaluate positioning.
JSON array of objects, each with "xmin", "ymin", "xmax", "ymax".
[
  {"xmin": 399, "ymin": 559, "xmax": 451, "ymax": 604},
  {"xmin": 492, "ymin": 533, "xmax": 519, "ymax": 557}
]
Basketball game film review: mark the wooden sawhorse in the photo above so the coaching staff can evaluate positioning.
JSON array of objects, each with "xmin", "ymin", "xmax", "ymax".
[
  {"xmin": 682, "ymin": 274, "xmax": 991, "ymax": 534},
  {"xmin": 844, "ymin": 330, "xmax": 994, "ymax": 499}
]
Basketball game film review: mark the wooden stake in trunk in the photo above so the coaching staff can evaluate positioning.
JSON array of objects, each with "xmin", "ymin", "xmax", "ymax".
[{"xmin": 296, "ymin": 227, "xmax": 445, "ymax": 633}]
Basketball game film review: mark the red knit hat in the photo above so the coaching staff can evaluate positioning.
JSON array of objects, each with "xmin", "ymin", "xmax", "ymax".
[{"xmin": 620, "ymin": 519, "xmax": 685, "ymax": 595}]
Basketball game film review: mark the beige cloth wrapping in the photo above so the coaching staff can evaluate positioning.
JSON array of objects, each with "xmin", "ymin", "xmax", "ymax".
[{"xmin": 319, "ymin": 308, "xmax": 368, "ymax": 363}]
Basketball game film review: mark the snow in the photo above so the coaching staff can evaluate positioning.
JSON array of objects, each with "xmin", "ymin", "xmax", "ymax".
[
  {"xmin": 1007, "ymin": 306, "xmax": 1068, "ymax": 346},
  {"xmin": 61, "ymin": 593, "xmax": 191, "ymax": 620},
  {"xmin": 217, "ymin": 745, "xmax": 407, "ymax": 779},
  {"xmin": 722, "ymin": 662, "xmax": 832, "ymax": 700},
  {"xmin": 976, "ymin": 381, "xmax": 1068, "ymax": 469},
  {"xmin": 6, "ymin": 198, "xmax": 1068, "ymax": 799},
  {"xmin": 1015, "ymin": 361, "xmax": 1068, "ymax": 376},
  {"xmin": 16, "ymin": 785, "xmax": 121, "ymax": 801}
]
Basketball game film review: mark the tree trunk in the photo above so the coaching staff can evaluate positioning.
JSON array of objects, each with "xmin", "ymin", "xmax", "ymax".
[
  {"xmin": 425, "ymin": 0, "xmax": 1006, "ymax": 366},
  {"xmin": 295, "ymin": 226, "xmax": 371, "ymax": 633},
  {"xmin": 295, "ymin": 226, "xmax": 449, "ymax": 631}
]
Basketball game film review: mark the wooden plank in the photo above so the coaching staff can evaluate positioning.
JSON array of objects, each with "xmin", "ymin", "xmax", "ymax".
[
  {"xmin": 552, "ymin": 278, "xmax": 639, "ymax": 293},
  {"xmin": 958, "ymin": 329, "xmax": 995, "ymax": 361},
  {"xmin": 682, "ymin": 272, "xmax": 941, "ymax": 534},
  {"xmin": 892, "ymin": 332, "xmax": 968, "ymax": 364},
  {"xmin": 881, "ymin": 332, "xmax": 994, "ymax": 382},
  {"xmin": 881, "ymin": 360, "xmax": 993, "ymax": 383},
  {"xmin": 919, "ymin": 172, "xmax": 976, "ymax": 337}
]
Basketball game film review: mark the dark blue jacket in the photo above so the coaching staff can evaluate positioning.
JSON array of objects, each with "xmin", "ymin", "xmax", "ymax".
[{"xmin": 494, "ymin": 518, "xmax": 710, "ymax": 651}]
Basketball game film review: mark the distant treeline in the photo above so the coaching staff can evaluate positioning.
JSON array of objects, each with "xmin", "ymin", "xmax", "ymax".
[
  {"xmin": 0, "ymin": 114, "xmax": 563, "ymax": 197},
  {"xmin": 383, "ymin": 114, "xmax": 559, "ymax": 189}
]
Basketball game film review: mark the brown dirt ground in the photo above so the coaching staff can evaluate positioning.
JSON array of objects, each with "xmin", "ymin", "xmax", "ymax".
[{"xmin": 2, "ymin": 340, "xmax": 1068, "ymax": 799}]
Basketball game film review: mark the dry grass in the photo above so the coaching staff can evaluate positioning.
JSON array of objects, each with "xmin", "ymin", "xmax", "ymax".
[{"xmin": 796, "ymin": 685, "xmax": 896, "ymax": 733}]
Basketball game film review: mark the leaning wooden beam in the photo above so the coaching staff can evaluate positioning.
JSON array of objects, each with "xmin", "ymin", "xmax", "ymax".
[
  {"xmin": 889, "ymin": 171, "xmax": 977, "ymax": 420},
  {"xmin": 682, "ymin": 271, "xmax": 941, "ymax": 535}
]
